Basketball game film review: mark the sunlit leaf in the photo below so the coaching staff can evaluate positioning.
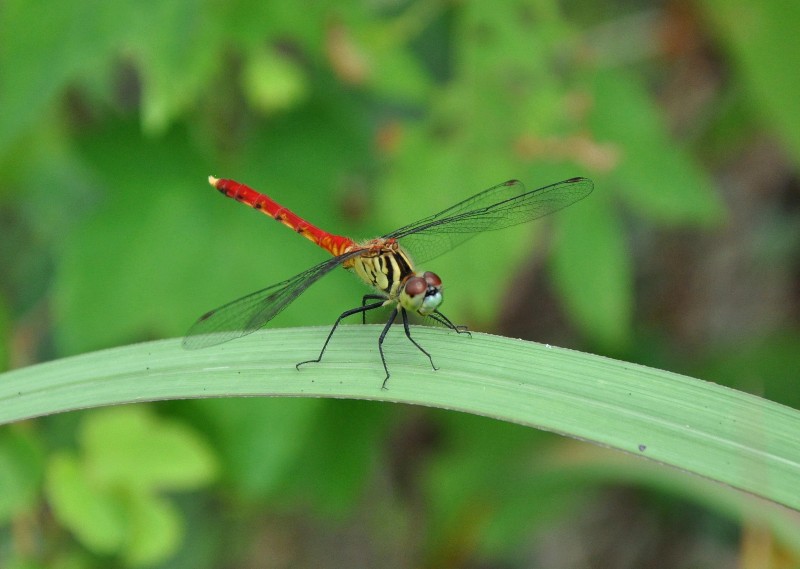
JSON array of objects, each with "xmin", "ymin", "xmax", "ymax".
[
  {"xmin": 46, "ymin": 453, "xmax": 126, "ymax": 554},
  {"xmin": 81, "ymin": 406, "xmax": 217, "ymax": 491}
]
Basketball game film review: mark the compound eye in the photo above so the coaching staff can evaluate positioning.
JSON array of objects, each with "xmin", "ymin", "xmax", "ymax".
[
  {"xmin": 423, "ymin": 271, "xmax": 441, "ymax": 287},
  {"xmin": 404, "ymin": 276, "xmax": 427, "ymax": 297}
]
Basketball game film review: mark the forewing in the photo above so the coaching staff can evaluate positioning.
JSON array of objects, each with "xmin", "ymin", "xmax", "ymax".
[
  {"xmin": 183, "ymin": 251, "xmax": 361, "ymax": 349},
  {"xmin": 386, "ymin": 177, "xmax": 593, "ymax": 264}
]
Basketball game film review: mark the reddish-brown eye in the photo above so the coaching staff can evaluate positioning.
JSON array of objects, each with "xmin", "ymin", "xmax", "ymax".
[
  {"xmin": 423, "ymin": 271, "xmax": 441, "ymax": 287},
  {"xmin": 404, "ymin": 276, "xmax": 427, "ymax": 296}
]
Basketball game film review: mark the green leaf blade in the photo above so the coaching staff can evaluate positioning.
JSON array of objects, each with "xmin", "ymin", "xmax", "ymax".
[{"xmin": 3, "ymin": 327, "xmax": 799, "ymax": 511}]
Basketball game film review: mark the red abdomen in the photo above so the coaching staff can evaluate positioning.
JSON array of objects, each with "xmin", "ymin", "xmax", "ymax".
[{"xmin": 209, "ymin": 176, "xmax": 355, "ymax": 257}]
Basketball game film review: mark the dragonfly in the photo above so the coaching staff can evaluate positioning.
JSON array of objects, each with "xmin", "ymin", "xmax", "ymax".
[{"xmin": 184, "ymin": 175, "xmax": 593, "ymax": 389}]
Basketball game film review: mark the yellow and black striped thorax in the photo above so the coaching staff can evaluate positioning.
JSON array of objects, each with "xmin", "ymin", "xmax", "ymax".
[{"xmin": 349, "ymin": 244, "xmax": 415, "ymax": 299}]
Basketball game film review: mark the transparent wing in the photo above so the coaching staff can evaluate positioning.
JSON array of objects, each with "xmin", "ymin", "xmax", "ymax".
[
  {"xmin": 183, "ymin": 250, "xmax": 362, "ymax": 349},
  {"xmin": 385, "ymin": 177, "xmax": 593, "ymax": 264}
]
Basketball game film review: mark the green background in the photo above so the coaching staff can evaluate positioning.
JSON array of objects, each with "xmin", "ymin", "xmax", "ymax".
[{"xmin": 1, "ymin": 0, "xmax": 799, "ymax": 567}]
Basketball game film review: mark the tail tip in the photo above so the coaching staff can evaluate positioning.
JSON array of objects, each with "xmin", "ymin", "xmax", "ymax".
[{"xmin": 208, "ymin": 175, "xmax": 219, "ymax": 188}]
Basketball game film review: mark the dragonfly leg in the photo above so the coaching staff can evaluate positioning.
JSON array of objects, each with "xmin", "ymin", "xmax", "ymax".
[
  {"xmin": 378, "ymin": 307, "xmax": 399, "ymax": 390},
  {"xmin": 401, "ymin": 307, "xmax": 438, "ymax": 372},
  {"xmin": 379, "ymin": 307, "xmax": 443, "ymax": 390},
  {"xmin": 429, "ymin": 310, "xmax": 471, "ymax": 337},
  {"xmin": 361, "ymin": 294, "xmax": 387, "ymax": 324},
  {"xmin": 297, "ymin": 300, "xmax": 386, "ymax": 371}
]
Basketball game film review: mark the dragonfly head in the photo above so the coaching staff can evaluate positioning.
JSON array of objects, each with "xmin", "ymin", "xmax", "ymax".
[{"xmin": 400, "ymin": 271, "xmax": 443, "ymax": 316}]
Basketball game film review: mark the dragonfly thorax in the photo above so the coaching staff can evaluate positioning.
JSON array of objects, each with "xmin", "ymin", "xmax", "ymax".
[
  {"xmin": 349, "ymin": 239, "xmax": 414, "ymax": 296},
  {"xmin": 348, "ymin": 240, "xmax": 443, "ymax": 315}
]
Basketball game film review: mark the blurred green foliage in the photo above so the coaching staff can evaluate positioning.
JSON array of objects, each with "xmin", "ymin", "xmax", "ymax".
[
  {"xmin": 45, "ymin": 406, "xmax": 217, "ymax": 565},
  {"xmin": 1, "ymin": 0, "xmax": 799, "ymax": 567}
]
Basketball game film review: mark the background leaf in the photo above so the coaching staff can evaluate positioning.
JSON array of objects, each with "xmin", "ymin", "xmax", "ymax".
[{"xmin": 697, "ymin": 0, "xmax": 800, "ymax": 161}]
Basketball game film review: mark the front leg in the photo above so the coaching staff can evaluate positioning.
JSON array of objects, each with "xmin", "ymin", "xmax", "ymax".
[
  {"xmin": 400, "ymin": 308, "xmax": 438, "ymax": 373},
  {"xmin": 429, "ymin": 310, "xmax": 471, "ymax": 336}
]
